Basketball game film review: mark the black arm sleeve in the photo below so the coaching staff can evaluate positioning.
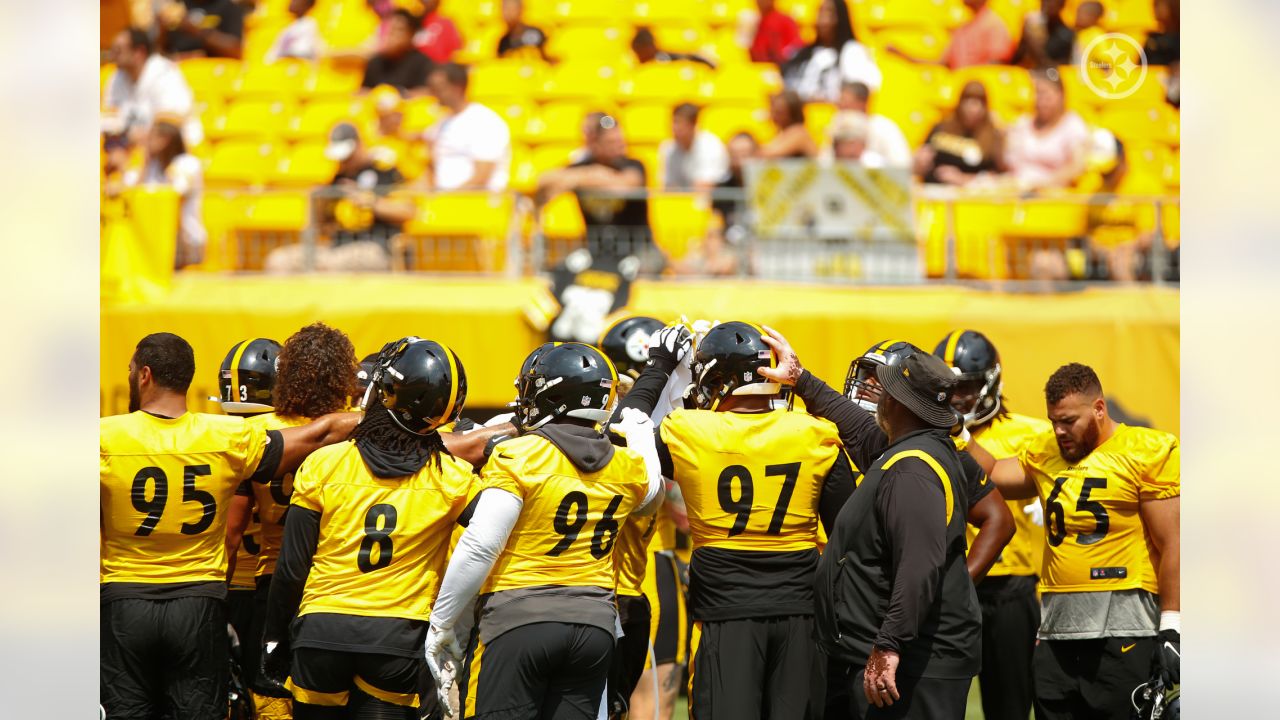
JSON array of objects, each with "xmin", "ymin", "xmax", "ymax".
[
  {"xmin": 246, "ymin": 429, "xmax": 285, "ymax": 485},
  {"xmin": 263, "ymin": 505, "xmax": 320, "ymax": 643},
  {"xmin": 874, "ymin": 460, "xmax": 948, "ymax": 653},
  {"xmin": 959, "ymin": 450, "xmax": 994, "ymax": 509},
  {"xmin": 818, "ymin": 450, "xmax": 857, "ymax": 535},
  {"xmin": 793, "ymin": 370, "xmax": 888, "ymax": 471},
  {"xmin": 655, "ymin": 427, "xmax": 674, "ymax": 481},
  {"xmin": 611, "ymin": 359, "xmax": 677, "ymax": 422}
]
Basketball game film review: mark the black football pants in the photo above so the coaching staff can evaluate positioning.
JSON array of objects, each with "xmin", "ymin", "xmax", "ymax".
[
  {"xmin": 689, "ymin": 615, "xmax": 817, "ymax": 720},
  {"xmin": 976, "ymin": 575, "xmax": 1040, "ymax": 720}
]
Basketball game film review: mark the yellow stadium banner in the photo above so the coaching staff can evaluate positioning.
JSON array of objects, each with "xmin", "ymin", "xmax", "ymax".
[{"xmin": 102, "ymin": 276, "xmax": 1178, "ymax": 434}]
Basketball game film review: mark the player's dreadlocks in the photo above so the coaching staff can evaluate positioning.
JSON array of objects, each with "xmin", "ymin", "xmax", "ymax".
[
  {"xmin": 352, "ymin": 396, "xmax": 447, "ymax": 475},
  {"xmin": 1044, "ymin": 362, "xmax": 1103, "ymax": 405}
]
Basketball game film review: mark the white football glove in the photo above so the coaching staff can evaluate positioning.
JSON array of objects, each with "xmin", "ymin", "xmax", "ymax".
[
  {"xmin": 1023, "ymin": 500, "xmax": 1044, "ymax": 527},
  {"xmin": 648, "ymin": 323, "xmax": 693, "ymax": 367},
  {"xmin": 425, "ymin": 625, "xmax": 465, "ymax": 717},
  {"xmin": 611, "ymin": 407, "xmax": 654, "ymax": 441},
  {"xmin": 483, "ymin": 412, "xmax": 516, "ymax": 428}
]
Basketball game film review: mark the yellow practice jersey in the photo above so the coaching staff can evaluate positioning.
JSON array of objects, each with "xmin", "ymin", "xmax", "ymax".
[
  {"xmin": 660, "ymin": 408, "xmax": 842, "ymax": 553},
  {"xmin": 292, "ymin": 441, "xmax": 478, "ymax": 622},
  {"xmin": 646, "ymin": 510, "xmax": 678, "ymax": 553},
  {"xmin": 969, "ymin": 413, "xmax": 1052, "ymax": 577},
  {"xmin": 247, "ymin": 412, "xmax": 312, "ymax": 577},
  {"xmin": 230, "ymin": 513, "xmax": 262, "ymax": 590},
  {"xmin": 1021, "ymin": 424, "xmax": 1179, "ymax": 594},
  {"xmin": 479, "ymin": 434, "xmax": 649, "ymax": 594},
  {"xmin": 615, "ymin": 513, "xmax": 659, "ymax": 597},
  {"xmin": 101, "ymin": 411, "xmax": 268, "ymax": 585}
]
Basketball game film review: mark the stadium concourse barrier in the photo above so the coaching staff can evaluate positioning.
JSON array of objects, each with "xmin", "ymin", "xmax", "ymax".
[{"xmin": 101, "ymin": 275, "xmax": 1179, "ymax": 435}]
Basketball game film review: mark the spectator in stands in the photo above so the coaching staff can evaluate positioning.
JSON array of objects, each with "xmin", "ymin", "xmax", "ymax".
[
  {"xmin": 781, "ymin": 0, "xmax": 881, "ymax": 101},
  {"xmin": 1145, "ymin": 0, "xmax": 1179, "ymax": 65},
  {"xmin": 265, "ymin": 0, "xmax": 322, "ymax": 63},
  {"xmin": 497, "ymin": 0, "xmax": 548, "ymax": 61},
  {"xmin": 1012, "ymin": 0, "xmax": 1075, "ymax": 69},
  {"xmin": 826, "ymin": 112, "xmax": 885, "ymax": 167},
  {"xmin": 157, "ymin": 0, "xmax": 244, "ymax": 59},
  {"xmin": 660, "ymin": 104, "xmax": 730, "ymax": 191},
  {"xmin": 888, "ymin": 0, "xmax": 1013, "ymax": 68},
  {"xmin": 631, "ymin": 27, "xmax": 716, "ymax": 68},
  {"xmin": 704, "ymin": 132, "xmax": 761, "ymax": 275},
  {"xmin": 750, "ymin": 0, "xmax": 804, "ymax": 65},
  {"xmin": 914, "ymin": 80, "xmax": 1005, "ymax": 185},
  {"xmin": 367, "ymin": 85, "xmax": 426, "ymax": 181},
  {"xmin": 569, "ymin": 111, "xmax": 607, "ymax": 164},
  {"xmin": 836, "ymin": 81, "xmax": 911, "ymax": 167},
  {"xmin": 122, "ymin": 119, "xmax": 207, "ymax": 269},
  {"xmin": 422, "ymin": 63, "xmax": 512, "ymax": 191},
  {"xmin": 1071, "ymin": 1, "xmax": 1105, "ymax": 63},
  {"xmin": 103, "ymin": 28, "xmax": 200, "ymax": 155},
  {"xmin": 414, "ymin": 0, "xmax": 463, "ymax": 64},
  {"xmin": 1005, "ymin": 69, "xmax": 1090, "ymax": 190},
  {"xmin": 759, "ymin": 90, "xmax": 818, "ymax": 158},
  {"xmin": 535, "ymin": 114, "xmax": 665, "ymax": 275},
  {"xmin": 361, "ymin": 9, "xmax": 433, "ymax": 95}
]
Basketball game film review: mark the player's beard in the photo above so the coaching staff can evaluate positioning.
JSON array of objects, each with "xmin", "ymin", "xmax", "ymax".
[
  {"xmin": 128, "ymin": 373, "xmax": 141, "ymax": 413},
  {"xmin": 1059, "ymin": 419, "xmax": 1102, "ymax": 462}
]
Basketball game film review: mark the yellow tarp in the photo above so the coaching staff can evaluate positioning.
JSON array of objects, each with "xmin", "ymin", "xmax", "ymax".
[{"xmin": 102, "ymin": 276, "xmax": 1179, "ymax": 434}]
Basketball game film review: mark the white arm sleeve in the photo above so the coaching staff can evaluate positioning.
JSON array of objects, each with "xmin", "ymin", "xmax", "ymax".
[
  {"xmin": 614, "ymin": 408, "xmax": 665, "ymax": 516},
  {"xmin": 429, "ymin": 488, "xmax": 522, "ymax": 630}
]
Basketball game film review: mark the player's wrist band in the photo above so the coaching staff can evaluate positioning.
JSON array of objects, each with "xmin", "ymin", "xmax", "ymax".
[{"xmin": 1159, "ymin": 610, "xmax": 1180, "ymax": 633}]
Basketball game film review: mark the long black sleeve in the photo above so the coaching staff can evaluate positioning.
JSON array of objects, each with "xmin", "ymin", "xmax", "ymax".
[
  {"xmin": 793, "ymin": 370, "xmax": 888, "ymax": 471},
  {"xmin": 818, "ymin": 450, "xmax": 857, "ymax": 535},
  {"xmin": 873, "ymin": 459, "xmax": 948, "ymax": 653},
  {"xmin": 263, "ymin": 506, "xmax": 320, "ymax": 643},
  {"xmin": 612, "ymin": 358, "xmax": 676, "ymax": 422}
]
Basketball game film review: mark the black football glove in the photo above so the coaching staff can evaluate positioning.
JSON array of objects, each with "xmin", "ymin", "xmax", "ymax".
[
  {"xmin": 1151, "ymin": 629, "xmax": 1180, "ymax": 687},
  {"xmin": 257, "ymin": 635, "xmax": 293, "ymax": 698},
  {"xmin": 646, "ymin": 324, "xmax": 692, "ymax": 372}
]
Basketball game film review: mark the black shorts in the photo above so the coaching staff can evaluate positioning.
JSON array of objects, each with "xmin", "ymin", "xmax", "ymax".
[
  {"xmin": 641, "ymin": 550, "xmax": 689, "ymax": 667},
  {"xmin": 227, "ymin": 587, "xmax": 255, "ymax": 654},
  {"xmin": 101, "ymin": 595, "xmax": 229, "ymax": 720},
  {"xmin": 1033, "ymin": 636, "xmax": 1156, "ymax": 720},
  {"xmin": 246, "ymin": 574, "xmax": 273, "ymax": 694},
  {"xmin": 460, "ymin": 622, "xmax": 614, "ymax": 720},
  {"xmin": 288, "ymin": 646, "xmax": 422, "ymax": 711},
  {"xmin": 688, "ymin": 615, "xmax": 816, "ymax": 720},
  {"xmin": 610, "ymin": 594, "xmax": 652, "ymax": 713}
]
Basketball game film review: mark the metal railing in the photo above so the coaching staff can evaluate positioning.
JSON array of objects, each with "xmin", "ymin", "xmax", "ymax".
[{"xmin": 191, "ymin": 185, "xmax": 1179, "ymax": 286}]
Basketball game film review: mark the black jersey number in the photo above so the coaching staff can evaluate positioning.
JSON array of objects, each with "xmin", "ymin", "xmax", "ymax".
[
  {"xmin": 357, "ymin": 503, "xmax": 398, "ymax": 573},
  {"xmin": 1046, "ymin": 476, "xmax": 1110, "ymax": 547},
  {"xmin": 717, "ymin": 462, "xmax": 802, "ymax": 537},
  {"xmin": 547, "ymin": 492, "xmax": 625, "ymax": 558},
  {"xmin": 130, "ymin": 464, "xmax": 215, "ymax": 536}
]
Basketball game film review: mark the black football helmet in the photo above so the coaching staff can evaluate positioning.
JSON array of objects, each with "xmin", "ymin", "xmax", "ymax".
[
  {"xmin": 514, "ymin": 342, "xmax": 617, "ymax": 431},
  {"xmin": 354, "ymin": 352, "xmax": 379, "ymax": 398},
  {"xmin": 690, "ymin": 321, "xmax": 779, "ymax": 410},
  {"xmin": 218, "ymin": 338, "xmax": 282, "ymax": 415},
  {"xmin": 598, "ymin": 315, "xmax": 664, "ymax": 380},
  {"xmin": 363, "ymin": 337, "xmax": 467, "ymax": 434},
  {"xmin": 1132, "ymin": 678, "xmax": 1179, "ymax": 720},
  {"xmin": 843, "ymin": 339, "xmax": 915, "ymax": 413},
  {"xmin": 933, "ymin": 329, "xmax": 1003, "ymax": 428}
]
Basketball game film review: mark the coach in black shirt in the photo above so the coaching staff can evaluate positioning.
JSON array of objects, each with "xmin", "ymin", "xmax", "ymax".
[{"xmin": 808, "ymin": 349, "xmax": 980, "ymax": 719}]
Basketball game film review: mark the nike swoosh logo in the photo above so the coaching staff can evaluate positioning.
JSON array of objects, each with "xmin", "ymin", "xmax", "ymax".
[
  {"xmin": 497, "ymin": 453, "xmax": 513, "ymax": 460},
  {"xmin": 1121, "ymin": 643, "xmax": 1136, "ymax": 653}
]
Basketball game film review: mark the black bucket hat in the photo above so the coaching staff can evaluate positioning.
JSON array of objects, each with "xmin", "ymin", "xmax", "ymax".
[{"xmin": 875, "ymin": 349, "xmax": 961, "ymax": 429}]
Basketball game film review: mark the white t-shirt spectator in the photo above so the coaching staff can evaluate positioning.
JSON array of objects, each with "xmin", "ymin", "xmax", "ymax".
[
  {"xmin": 784, "ymin": 41, "xmax": 883, "ymax": 102},
  {"xmin": 425, "ymin": 102, "xmax": 511, "ymax": 191},
  {"xmin": 124, "ymin": 154, "xmax": 208, "ymax": 254},
  {"xmin": 866, "ymin": 114, "xmax": 911, "ymax": 168},
  {"xmin": 660, "ymin": 131, "xmax": 730, "ymax": 190},
  {"xmin": 1004, "ymin": 112, "xmax": 1090, "ymax": 190},
  {"xmin": 103, "ymin": 55, "xmax": 201, "ymax": 146},
  {"xmin": 265, "ymin": 15, "xmax": 322, "ymax": 62}
]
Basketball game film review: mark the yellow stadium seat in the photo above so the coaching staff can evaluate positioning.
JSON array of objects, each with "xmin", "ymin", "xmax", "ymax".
[
  {"xmin": 1120, "ymin": 142, "xmax": 1173, "ymax": 192},
  {"xmin": 1004, "ymin": 199, "xmax": 1090, "ymax": 239},
  {"xmin": 455, "ymin": 25, "xmax": 507, "ymax": 64},
  {"xmin": 867, "ymin": 26, "xmax": 951, "ymax": 63},
  {"xmin": 314, "ymin": 0, "xmax": 380, "ymax": 52},
  {"xmin": 704, "ymin": 27, "xmax": 752, "ymax": 66},
  {"xmin": 649, "ymin": 193, "xmax": 712, "ymax": 260},
  {"xmin": 401, "ymin": 98, "xmax": 445, "ymax": 135},
  {"xmin": 699, "ymin": 104, "xmax": 775, "ymax": 143},
  {"xmin": 988, "ymin": 0, "xmax": 1034, "ymax": 41},
  {"xmin": 706, "ymin": 0, "xmax": 754, "ymax": 27},
  {"xmin": 549, "ymin": 0, "xmax": 624, "ymax": 25},
  {"xmin": 950, "ymin": 65, "xmax": 1032, "ymax": 112},
  {"xmin": 804, "ymin": 102, "xmax": 838, "ymax": 148},
  {"xmin": 1100, "ymin": 104, "xmax": 1178, "ymax": 147},
  {"xmin": 701, "ymin": 63, "xmax": 783, "ymax": 105},
  {"xmin": 227, "ymin": 190, "xmax": 310, "ymax": 270},
  {"xmin": 621, "ymin": 103, "xmax": 674, "ymax": 145},
  {"xmin": 399, "ymin": 191, "xmax": 516, "ymax": 271},
  {"xmin": 526, "ymin": 102, "xmax": 592, "ymax": 144},
  {"xmin": 531, "ymin": 143, "xmax": 580, "ymax": 176},
  {"xmin": 287, "ymin": 98, "xmax": 369, "ymax": 140},
  {"xmin": 408, "ymin": 192, "xmax": 513, "ymax": 237},
  {"xmin": 544, "ymin": 25, "xmax": 628, "ymax": 65},
  {"xmin": 653, "ymin": 25, "xmax": 708, "ymax": 55},
  {"xmin": 492, "ymin": 102, "xmax": 540, "ymax": 144},
  {"xmin": 540, "ymin": 64, "xmax": 623, "ymax": 104},
  {"xmin": 635, "ymin": 0, "xmax": 709, "ymax": 24},
  {"xmin": 879, "ymin": 59, "xmax": 952, "ymax": 109},
  {"xmin": 244, "ymin": 18, "xmax": 292, "ymax": 64},
  {"xmin": 858, "ymin": 0, "xmax": 966, "ymax": 29},
  {"xmin": 469, "ymin": 60, "xmax": 549, "ymax": 102},
  {"xmin": 871, "ymin": 101, "xmax": 940, "ymax": 149},
  {"xmin": 311, "ymin": 64, "xmax": 365, "ymax": 97},
  {"xmin": 540, "ymin": 192, "xmax": 587, "ymax": 239},
  {"xmin": 1164, "ymin": 148, "xmax": 1179, "ymax": 190},
  {"xmin": 509, "ymin": 144, "xmax": 538, "ymax": 194},
  {"xmin": 205, "ymin": 141, "xmax": 280, "ymax": 187},
  {"xmin": 778, "ymin": 0, "xmax": 816, "ymax": 28},
  {"xmin": 272, "ymin": 141, "xmax": 338, "ymax": 186},
  {"xmin": 1102, "ymin": 0, "xmax": 1158, "ymax": 33},
  {"xmin": 629, "ymin": 144, "xmax": 662, "ymax": 187},
  {"xmin": 179, "ymin": 58, "xmax": 242, "ymax": 100},
  {"xmin": 209, "ymin": 99, "xmax": 295, "ymax": 139},
  {"xmin": 250, "ymin": 0, "xmax": 292, "ymax": 20},
  {"xmin": 441, "ymin": 0, "xmax": 500, "ymax": 27},
  {"xmin": 237, "ymin": 59, "xmax": 314, "ymax": 99},
  {"xmin": 619, "ymin": 62, "xmax": 708, "ymax": 105}
]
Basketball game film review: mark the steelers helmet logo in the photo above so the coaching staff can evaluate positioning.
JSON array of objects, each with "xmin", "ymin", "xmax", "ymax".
[{"xmin": 624, "ymin": 330, "xmax": 652, "ymax": 363}]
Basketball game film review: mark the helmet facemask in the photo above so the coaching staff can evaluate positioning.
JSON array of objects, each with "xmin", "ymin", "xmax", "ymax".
[
  {"xmin": 952, "ymin": 363, "xmax": 1002, "ymax": 428},
  {"xmin": 845, "ymin": 354, "xmax": 887, "ymax": 414}
]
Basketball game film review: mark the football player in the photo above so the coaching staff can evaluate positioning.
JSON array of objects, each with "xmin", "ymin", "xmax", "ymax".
[
  {"xmin": 425, "ymin": 343, "xmax": 666, "ymax": 720},
  {"xmin": 259, "ymin": 337, "xmax": 478, "ymax": 719},
  {"xmin": 616, "ymin": 321, "xmax": 857, "ymax": 720},
  {"xmin": 100, "ymin": 333, "xmax": 359, "ymax": 720},
  {"xmin": 222, "ymin": 325, "xmax": 360, "ymax": 720},
  {"xmin": 934, "ymin": 329, "xmax": 1048, "ymax": 720},
  {"xmin": 984, "ymin": 363, "xmax": 1179, "ymax": 720}
]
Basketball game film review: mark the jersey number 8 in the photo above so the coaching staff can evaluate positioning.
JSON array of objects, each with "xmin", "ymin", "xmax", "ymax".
[{"xmin": 358, "ymin": 504, "xmax": 398, "ymax": 573}]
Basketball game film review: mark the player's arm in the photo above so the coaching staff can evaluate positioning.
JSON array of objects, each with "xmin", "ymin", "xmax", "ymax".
[
  {"xmin": 442, "ymin": 422, "xmax": 520, "ymax": 469},
  {"xmin": 613, "ymin": 408, "xmax": 666, "ymax": 516},
  {"xmin": 988, "ymin": 457, "xmax": 1036, "ymax": 500},
  {"xmin": 271, "ymin": 411, "xmax": 361, "ymax": 477},
  {"xmin": 961, "ymin": 450, "xmax": 1015, "ymax": 582},
  {"xmin": 611, "ymin": 323, "xmax": 691, "ymax": 422},
  {"xmin": 224, "ymin": 483, "xmax": 254, "ymax": 582},
  {"xmin": 1141, "ymin": 494, "xmax": 1180, "ymax": 612},
  {"xmin": 819, "ymin": 450, "xmax": 857, "ymax": 535},
  {"xmin": 259, "ymin": 501, "xmax": 321, "ymax": 691}
]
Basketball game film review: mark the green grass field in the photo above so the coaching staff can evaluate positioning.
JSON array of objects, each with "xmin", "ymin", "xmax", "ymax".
[{"xmin": 668, "ymin": 678, "xmax": 989, "ymax": 719}]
